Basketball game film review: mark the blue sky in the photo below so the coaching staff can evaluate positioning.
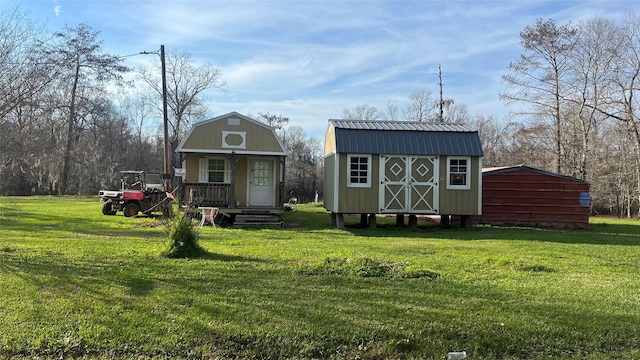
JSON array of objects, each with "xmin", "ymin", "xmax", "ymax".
[{"xmin": 1, "ymin": 0, "xmax": 636, "ymax": 138}]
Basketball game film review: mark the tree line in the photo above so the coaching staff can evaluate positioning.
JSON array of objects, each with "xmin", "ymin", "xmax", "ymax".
[
  {"xmin": 2, "ymin": 6, "xmax": 640, "ymax": 217},
  {"xmin": 340, "ymin": 13, "xmax": 640, "ymax": 218},
  {"xmin": 0, "ymin": 7, "xmax": 225, "ymax": 196},
  {"xmin": 496, "ymin": 13, "xmax": 640, "ymax": 217},
  {"xmin": 0, "ymin": 7, "xmax": 322, "ymax": 203}
]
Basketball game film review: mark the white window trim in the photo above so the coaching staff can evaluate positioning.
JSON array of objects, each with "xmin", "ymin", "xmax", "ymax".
[
  {"xmin": 447, "ymin": 156, "xmax": 471, "ymax": 190},
  {"xmin": 347, "ymin": 154, "xmax": 371, "ymax": 188},
  {"xmin": 221, "ymin": 131, "xmax": 246, "ymax": 149},
  {"xmin": 199, "ymin": 157, "xmax": 231, "ymax": 183}
]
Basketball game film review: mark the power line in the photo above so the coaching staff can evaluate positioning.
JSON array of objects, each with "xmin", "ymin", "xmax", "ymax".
[{"xmin": 117, "ymin": 50, "xmax": 160, "ymax": 60}]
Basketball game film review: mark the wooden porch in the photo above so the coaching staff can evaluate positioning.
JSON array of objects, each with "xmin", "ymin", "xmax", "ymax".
[
  {"xmin": 183, "ymin": 182, "xmax": 232, "ymax": 207},
  {"xmin": 181, "ymin": 182, "xmax": 285, "ymax": 227}
]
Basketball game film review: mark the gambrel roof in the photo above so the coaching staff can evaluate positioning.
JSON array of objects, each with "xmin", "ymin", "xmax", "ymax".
[
  {"xmin": 328, "ymin": 119, "xmax": 483, "ymax": 156},
  {"xmin": 176, "ymin": 111, "xmax": 286, "ymax": 156}
]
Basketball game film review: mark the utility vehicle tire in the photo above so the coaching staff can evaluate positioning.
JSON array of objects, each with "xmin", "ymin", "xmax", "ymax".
[
  {"xmin": 123, "ymin": 202, "xmax": 140, "ymax": 217},
  {"xmin": 102, "ymin": 201, "xmax": 117, "ymax": 216}
]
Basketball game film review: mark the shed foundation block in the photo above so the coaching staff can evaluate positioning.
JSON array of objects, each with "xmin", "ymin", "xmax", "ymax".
[
  {"xmin": 440, "ymin": 215, "xmax": 451, "ymax": 228},
  {"xmin": 408, "ymin": 215, "xmax": 418, "ymax": 228},
  {"xmin": 368, "ymin": 213, "xmax": 377, "ymax": 229},
  {"xmin": 333, "ymin": 213, "xmax": 344, "ymax": 229}
]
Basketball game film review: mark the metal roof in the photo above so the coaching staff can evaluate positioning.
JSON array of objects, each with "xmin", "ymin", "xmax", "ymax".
[
  {"xmin": 482, "ymin": 165, "xmax": 590, "ymax": 184},
  {"xmin": 329, "ymin": 119, "xmax": 476, "ymax": 132},
  {"xmin": 329, "ymin": 119, "xmax": 483, "ymax": 156}
]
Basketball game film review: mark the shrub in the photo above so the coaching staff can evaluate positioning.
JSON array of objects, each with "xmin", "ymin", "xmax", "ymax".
[{"xmin": 162, "ymin": 213, "xmax": 205, "ymax": 258}]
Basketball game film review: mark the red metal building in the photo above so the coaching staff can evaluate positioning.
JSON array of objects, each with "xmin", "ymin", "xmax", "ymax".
[{"xmin": 474, "ymin": 165, "xmax": 591, "ymax": 229}]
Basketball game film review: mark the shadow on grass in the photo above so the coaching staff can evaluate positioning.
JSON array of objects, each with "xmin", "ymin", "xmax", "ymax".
[
  {"xmin": 5, "ymin": 197, "xmax": 640, "ymax": 248},
  {"xmin": 195, "ymin": 251, "xmax": 265, "ymax": 262},
  {"xmin": 417, "ymin": 222, "xmax": 640, "ymax": 246},
  {"xmin": 281, "ymin": 210, "xmax": 640, "ymax": 246},
  {"xmin": 125, "ymin": 277, "xmax": 155, "ymax": 296},
  {"xmin": 0, "ymin": 246, "xmax": 264, "ymax": 303},
  {"xmin": 284, "ymin": 201, "xmax": 640, "ymax": 246},
  {"xmin": 279, "ymin": 202, "xmax": 640, "ymax": 246},
  {"xmin": 2, "ymin": 239, "xmax": 639, "ymax": 359},
  {"xmin": 0, "ymin": 202, "xmax": 169, "ymax": 240}
]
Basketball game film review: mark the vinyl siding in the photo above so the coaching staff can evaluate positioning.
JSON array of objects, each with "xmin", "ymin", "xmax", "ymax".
[
  {"xmin": 438, "ymin": 157, "xmax": 482, "ymax": 215},
  {"xmin": 323, "ymin": 154, "xmax": 336, "ymax": 212},
  {"xmin": 336, "ymin": 153, "xmax": 380, "ymax": 213}
]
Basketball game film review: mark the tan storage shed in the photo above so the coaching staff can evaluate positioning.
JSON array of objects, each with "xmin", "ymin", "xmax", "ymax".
[
  {"xmin": 176, "ymin": 112, "xmax": 287, "ymax": 225},
  {"xmin": 323, "ymin": 119, "xmax": 484, "ymax": 228}
]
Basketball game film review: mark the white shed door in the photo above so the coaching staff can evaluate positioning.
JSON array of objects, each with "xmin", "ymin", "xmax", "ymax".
[
  {"xmin": 248, "ymin": 159, "xmax": 275, "ymax": 206},
  {"xmin": 379, "ymin": 155, "xmax": 438, "ymax": 213}
]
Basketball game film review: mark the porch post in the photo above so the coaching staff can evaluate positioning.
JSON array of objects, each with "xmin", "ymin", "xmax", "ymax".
[
  {"xmin": 229, "ymin": 151, "xmax": 237, "ymax": 208},
  {"xmin": 280, "ymin": 155, "xmax": 286, "ymax": 207}
]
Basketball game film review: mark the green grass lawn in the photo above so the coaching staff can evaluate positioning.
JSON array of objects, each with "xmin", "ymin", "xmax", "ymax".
[{"xmin": 1, "ymin": 196, "xmax": 639, "ymax": 359}]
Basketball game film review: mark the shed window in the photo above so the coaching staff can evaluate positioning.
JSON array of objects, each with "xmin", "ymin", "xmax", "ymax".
[
  {"xmin": 199, "ymin": 158, "xmax": 229, "ymax": 183},
  {"xmin": 447, "ymin": 157, "xmax": 470, "ymax": 190},
  {"xmin": 347, "ymin": 154, "xmax": 371, "ymax": 187}
]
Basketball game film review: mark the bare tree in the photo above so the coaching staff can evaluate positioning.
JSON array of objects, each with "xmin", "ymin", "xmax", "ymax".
[
  {"xmin": 137, "ymin": 50, "xmax": 225, "ymax": 168},
  {"xmin": 283, "ymin": 125, "xmax": 322, "ymax": 202},
  {"xmin": 51, "ymin": 23, "xmax": 128, "ymax": 195},
  {"xmin": 116, "ymin": 92, "xmax": 162, "ymax": 171},
  {"xmin": 563, "ymin": 17, "xmax": 618, "ymax": 179},
  {"xmin": 403, "ymin": 87, "xmax": 433, "ymax": 122},
  {"xmin": 258, "ymin": 112, "xmax": 289, "ymax": 130},
  {"xmin": 434, "ymin": 64, "xmax": 457, "ymax": 122},
  {"xmin": 0, "ymin": 7, "xmax": 54, "ymax": 120},
  {"xmin": 583, "ymin": 13, "xmax": 640, "ymax": 216},
  {"xmin": 0, "ymin": 7, "xmax": 58, "ymax": 194},
  {"xmin": 342, "ymin": 104, "xmax": 383, "ymax": 120},
  {"xmin": 468, "ymin": 114, "xmax": 515, "ymax": 167},
  {"xmin": 444, "ymin": 103, "xmax": 470, "ymax": 123},
  {"xmin": 502, "ymin": 18, "xmax": 578, "ymax": 173},
  {"xmin": 386, "ymin": 100, "xmax": 400, "ymax": 121}
]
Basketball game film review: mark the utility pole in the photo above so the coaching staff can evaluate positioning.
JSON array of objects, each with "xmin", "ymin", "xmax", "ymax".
[
  {"xmin": 160, "ymin": 45, "xmax": 171, "ymax": 193},
  {"xmin": 136, "ymin": 46, "xmax": 173, "ymax": 218},
  {"xmin": 437, "ymin": 64, "xmax": 444, "ymax": 122}
]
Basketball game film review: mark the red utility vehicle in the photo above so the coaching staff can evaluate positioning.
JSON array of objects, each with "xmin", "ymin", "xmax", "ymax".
[{"xmin": 99, "ymin": 171, "xmax": 173, "ymax": 217}]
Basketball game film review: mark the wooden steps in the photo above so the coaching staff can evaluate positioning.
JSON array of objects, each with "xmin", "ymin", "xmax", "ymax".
[{"xmin": 233, "ymin": 214, "xmax": 283, "ymax": 227}]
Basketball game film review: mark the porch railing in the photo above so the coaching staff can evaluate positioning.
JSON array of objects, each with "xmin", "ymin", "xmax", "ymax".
[{"xmin": 183, "ymin": 182, "xmax": 231, "ymax": 207}]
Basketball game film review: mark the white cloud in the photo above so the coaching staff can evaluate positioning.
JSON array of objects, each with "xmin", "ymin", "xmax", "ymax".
[
  {"xmin": 9, "ymin": 0, "xmax": 635, "ymax": 138},
  {"xmin": 52, "ymin": 0, "xmax": 61, "ymax": 16}
]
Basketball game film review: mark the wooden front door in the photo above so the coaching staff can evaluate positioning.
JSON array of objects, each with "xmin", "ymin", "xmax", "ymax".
[
  {"xmin": 379, "ymin": 155, "xmax": 438, "ymax": 213},
  {"xmin": 248, "ymin": 159, "xmax": 275, "ymax": 206}
]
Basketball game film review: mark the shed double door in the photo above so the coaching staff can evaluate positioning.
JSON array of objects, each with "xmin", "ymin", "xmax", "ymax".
[{"xmin": 379, "ymin": 155, "xmax": 438, "ymax": 213}]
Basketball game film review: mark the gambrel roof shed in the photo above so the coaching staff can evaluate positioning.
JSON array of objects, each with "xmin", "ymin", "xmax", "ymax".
[
  {"xmin": 176, "ymin": 111, "xmax": 286, "ymax": 156},
  {"xmin": 326, "ymin": 120, "xmax": 483, "ymax": 156},
  {"xmin": 324, "ymin": 119, "xmax": 484, "ymax": 228},
  {"xmin": 175, "ymin": 111, "xmax": 287, "ymax": 211}
]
